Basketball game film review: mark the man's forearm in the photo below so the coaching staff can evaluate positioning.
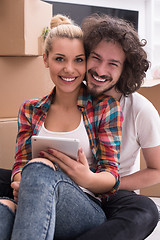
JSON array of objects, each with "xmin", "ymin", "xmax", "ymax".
[{"xmin": 119, "ymin": 168, "xmax": 160, "ymax": 191}]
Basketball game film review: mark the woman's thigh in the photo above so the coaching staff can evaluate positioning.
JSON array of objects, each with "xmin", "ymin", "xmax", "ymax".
[
  {"xmin": 52, "ymin": 170, "xmax": 106, "ymax": 239},
  {"xmin": 13, "ymin": 160, "xmax": 106, "ymax": 240}
]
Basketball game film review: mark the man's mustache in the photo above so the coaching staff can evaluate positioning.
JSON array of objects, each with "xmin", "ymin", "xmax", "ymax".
[{"xmin": 88, "ymin": 69, "xmax": 112, "ymax": 81}]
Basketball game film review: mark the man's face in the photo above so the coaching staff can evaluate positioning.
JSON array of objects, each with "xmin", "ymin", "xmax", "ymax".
[{"xmin": 86, "ymin": 40, "xmax": 126, "ymax": 97}]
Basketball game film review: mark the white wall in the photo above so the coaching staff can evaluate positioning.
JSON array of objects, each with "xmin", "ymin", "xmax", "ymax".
[
  {"xmin": 45, "ymin": 0, "xmax": 146, "ymax": 39},
  {"xmin": 44, "ymin": 0, "xmax": 160, "ymax": 80}
]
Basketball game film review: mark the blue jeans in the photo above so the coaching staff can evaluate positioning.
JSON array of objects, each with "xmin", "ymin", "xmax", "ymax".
[
  {"xmin": 10, "ymin": 162, "xmax": 106, "ymax": 240},
  {"xmin": 0, "ymin": 198, "xmax": 15, "ymax": 240}
]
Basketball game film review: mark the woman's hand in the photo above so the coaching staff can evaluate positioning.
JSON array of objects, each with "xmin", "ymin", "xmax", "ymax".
[
  {"xmin": 11, "ymin": 172, "xmax": 21, "ymax": 202},
  {"xmin": 40, "ymin": 148, "xmax": 116, "ymax": 194},
  {"xmin": 11, "ymin": 181, "xmax": 20, "ymax": 202},
  {"xmin": 40, "ymin": 148, "xmax": 94, "ymax": 188}
]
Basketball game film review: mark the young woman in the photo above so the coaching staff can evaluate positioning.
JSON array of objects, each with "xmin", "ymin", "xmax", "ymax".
[{"xmin": 0, "ymin": 14, "xmax": 123, "ymax": 240}]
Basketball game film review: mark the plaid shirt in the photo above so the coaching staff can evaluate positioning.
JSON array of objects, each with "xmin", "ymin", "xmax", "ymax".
[{"xmin": 12, "ymin": 83, "xmax": 123, "ymax": 199}]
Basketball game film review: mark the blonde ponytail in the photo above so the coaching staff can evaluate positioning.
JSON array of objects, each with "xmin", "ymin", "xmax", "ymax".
[{"xmin": 44, "ymin": 14, "xmax": 83, "ymax": 58}]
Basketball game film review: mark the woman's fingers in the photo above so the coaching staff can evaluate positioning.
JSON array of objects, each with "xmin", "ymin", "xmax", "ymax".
[
  {"xmin": 11, "ymin": 181, "xmax": 20, "ymax": 202},
  {"xmin": 40, "ymin": 149, "xmax": 77, "ymax": 168}
]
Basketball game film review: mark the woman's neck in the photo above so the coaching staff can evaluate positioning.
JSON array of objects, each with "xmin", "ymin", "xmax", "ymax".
[{"xmin": 53, "ymin": 88, "xmax": 79, "ymax": 109}]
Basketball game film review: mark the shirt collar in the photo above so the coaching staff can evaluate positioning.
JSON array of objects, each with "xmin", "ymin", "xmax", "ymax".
[
  {"xmin": 77, "ymin": 82, "xmax": 92, "ymax": 108},
  {"xmin": 34, "ymin": 82, "xmax": 107, "ymax": 112},
  {"xmin": 34, "ymin": 88, "xmax": 56, "ymax": 113},
  {"xmin": 78, "ymin": 82, "xmax": 112, "ymax": 106}
]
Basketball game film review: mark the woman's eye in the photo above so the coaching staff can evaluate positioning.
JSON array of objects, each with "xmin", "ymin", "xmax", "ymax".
[
  {"xmin": 56, "ymin": 57, "xmax": 64, "ymax": 62},
  {"xmin": 75, "ymin": 58, "xmax": 84, "ymax": 63}
]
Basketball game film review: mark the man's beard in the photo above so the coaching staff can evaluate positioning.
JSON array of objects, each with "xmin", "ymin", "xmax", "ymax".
[
  {"xmin": 87, "ymin": 69, "xmax": 116, "ymax": 97},
  {"xmin": 87, "ymin": 81, "xmax": 116, "ymax": 98}
]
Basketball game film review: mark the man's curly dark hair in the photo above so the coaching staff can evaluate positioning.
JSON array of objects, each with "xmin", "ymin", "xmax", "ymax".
[{"xmin": 81, "ymin": 13, "xmax": 150, "ymax": 95}]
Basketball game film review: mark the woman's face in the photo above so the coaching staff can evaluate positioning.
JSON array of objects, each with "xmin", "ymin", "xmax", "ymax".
[{"xmin": 44, "ymin": 37, "xmax": 86, "ymax": 94}]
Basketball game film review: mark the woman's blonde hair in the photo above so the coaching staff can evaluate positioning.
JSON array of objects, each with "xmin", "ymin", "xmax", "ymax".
[{"xmin": 44, "ymin": 14, "xmax": 83, "ymax": 58}]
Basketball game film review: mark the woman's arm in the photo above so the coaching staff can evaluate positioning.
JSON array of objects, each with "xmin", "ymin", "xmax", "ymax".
[
  {"xmin": 94, "ymin": 96, "xmax": 123, "ymax": 195},
  {"xmin": 11, "ymin": 172, "xmax": 21, "ymax": 202},
  {"xmin": 41, "ymin": 147, "xmax": 116, "ymax": 194},
  {"xmin": 12, "ymin": 102, "xmax": 33, "ymax": 180}
]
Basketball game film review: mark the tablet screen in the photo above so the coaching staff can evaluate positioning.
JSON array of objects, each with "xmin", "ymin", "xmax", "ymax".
[{"xmin": 31, "ymin": 135, "xmax": 80, "ymax": 160}]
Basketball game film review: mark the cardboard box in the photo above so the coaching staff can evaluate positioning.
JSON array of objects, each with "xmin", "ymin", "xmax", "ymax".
[
  {"xmin": 138, "ymin": 83, "xmax": 160, "ymax": 113},
  {"xmin": 0, "ymin": 118, "xmax": 17, "ymax": 169},
  {"xmin": 138, "ymin": 83, "xmax": 160, "ymax": 197},
  {"xmin": 0, "ymin": 56, "xmax": 54, "ymax": 118},
  {"xmin": 140, "ymin": 150, "xmax": 160, "ymax": 197},
  {"xmin": 0, "ymin": 0, "xmax": 52, "ymax": 56}
]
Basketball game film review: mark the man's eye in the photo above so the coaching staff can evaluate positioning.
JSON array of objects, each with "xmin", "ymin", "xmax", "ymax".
[
  {"xmin": 56, "ymin": 57, "xmax": 64, "ymax": 62},
  {"xmin": 110, "ymin": 63, "xmax": 118, "ymax": 67},
  {"xmin": 92, "ymin": 56, "xmax": 100, "ymax": 61}
]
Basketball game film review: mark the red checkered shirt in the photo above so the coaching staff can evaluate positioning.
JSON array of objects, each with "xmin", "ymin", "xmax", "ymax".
[{"xmin": 12, "ymin": 83, "xmax": 123, "ymax": 199}]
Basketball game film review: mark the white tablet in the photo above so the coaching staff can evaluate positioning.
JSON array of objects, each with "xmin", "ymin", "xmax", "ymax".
[{"xmin": 31, "ymin": 135, "xmax": 80, "ymax": 160}]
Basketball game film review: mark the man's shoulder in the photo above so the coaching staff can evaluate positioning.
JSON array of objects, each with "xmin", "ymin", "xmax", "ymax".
[
  {"xmin": 121, "ymin": 92, "xmax": 159, "ymax": 120},
  {"xmin": 122, "ymin": 92, "xmax": 153, "ymax": 110},
  {"xmin": 126, "ymin": 92, "xmax": 148, "ymax": 103}
]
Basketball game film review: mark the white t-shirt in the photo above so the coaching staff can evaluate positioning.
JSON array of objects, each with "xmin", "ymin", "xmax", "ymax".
[
  {"xmin": 38, "ymin": 115, "xmax": 93, "ymax": 165},
  {"xmin": 119, "ymin": 92, "xmax": 160, "ymax": 177}
]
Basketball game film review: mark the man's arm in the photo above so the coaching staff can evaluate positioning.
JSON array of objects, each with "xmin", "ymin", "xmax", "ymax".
[{"xmin": 119, "ymin": 145, "xmax": 160, "ymax": 190}]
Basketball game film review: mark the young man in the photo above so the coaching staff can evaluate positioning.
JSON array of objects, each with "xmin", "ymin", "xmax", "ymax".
[
  {"xmin": 75, "ymin": 14, "xmax": 160, "ymax": 240},
  {"xmin": 1, "ymin": 13, "xmax": 160, "ymax": 240}
]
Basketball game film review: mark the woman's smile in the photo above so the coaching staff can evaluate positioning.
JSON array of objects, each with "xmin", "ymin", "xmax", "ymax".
[{"xmin": 59, "ymin": 76, "xmax": 77, "ymax": 82}]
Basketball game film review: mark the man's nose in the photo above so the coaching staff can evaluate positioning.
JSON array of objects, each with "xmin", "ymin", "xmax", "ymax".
[{"xmin": 96, "ymin": 62, "xmax": 109, "ymax": 77}]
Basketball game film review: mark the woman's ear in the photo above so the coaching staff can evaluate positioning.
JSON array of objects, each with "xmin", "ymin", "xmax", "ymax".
[{"xmin": 43, "ymin": 53, "xmax": 49, "ymax": 68}]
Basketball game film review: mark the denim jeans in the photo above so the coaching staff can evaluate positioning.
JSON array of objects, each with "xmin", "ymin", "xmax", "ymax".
[
  {"xmin": 10, "ymin": 162, "xmax": 106, "ymax": 240},
  {"xmin": 76, "ymin": 190, "xmax": 159, "ymax": 240},
  {"xmin": 0, "ymin": 199, "xmax": 15, "ymax": 240}
]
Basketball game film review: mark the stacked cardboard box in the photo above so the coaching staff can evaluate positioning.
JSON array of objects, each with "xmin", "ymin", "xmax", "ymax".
[
  {"xmin": 0, "ymin": 0, "xmax": 52, "ymax": 169},
  {"xmin": 138, "ymin": 83, "xmax": 160, "ymax": 197},
  {"xmin": 0, "ymin": 0, "xmax": 52, "ymax": 56}
]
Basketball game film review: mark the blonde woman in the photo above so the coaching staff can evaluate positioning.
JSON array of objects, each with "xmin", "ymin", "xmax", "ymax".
[{"xmin": 0, "ymin": 14, "xmax": 122, "ymax": 240}]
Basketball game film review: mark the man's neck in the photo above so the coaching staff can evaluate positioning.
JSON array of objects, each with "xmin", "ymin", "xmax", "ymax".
[{"xmin": 104, "ymin": 87, "xmax": 122, "ymax": 101}]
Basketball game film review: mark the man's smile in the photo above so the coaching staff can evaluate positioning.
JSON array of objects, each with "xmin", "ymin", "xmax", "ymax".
[
  {"xmin": 92, "ymin": 74, "xmax": 106, "ymax": 82},
  {"xmin": 88, "ymin": 69, "xmax": 112, "ymax": 83}
]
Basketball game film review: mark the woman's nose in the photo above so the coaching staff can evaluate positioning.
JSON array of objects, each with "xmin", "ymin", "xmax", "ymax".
[{"xmin": 64, "ymin": 62, "xmax": 74, "ymax": 73}]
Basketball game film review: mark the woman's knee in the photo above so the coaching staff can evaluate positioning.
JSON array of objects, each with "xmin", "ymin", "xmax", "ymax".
[
  {"xmin": 20, "ymin": 158, "xmax": 57, "ymax": 189},
  {"xmin": 0, "ymin": 199, "xmax": 16, "ymax": 213},
  {"xmin": 29, "ymin": 158, "xmax": 56, "ymax": 170}
]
